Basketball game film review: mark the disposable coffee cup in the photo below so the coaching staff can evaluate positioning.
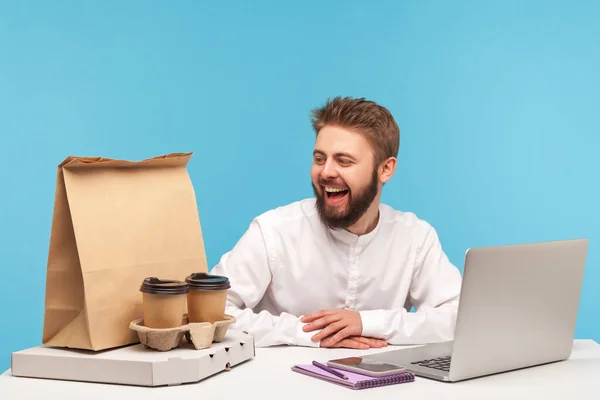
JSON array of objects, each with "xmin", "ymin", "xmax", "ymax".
[
  {"xmin": 185, "ymin": 272, "xmax": 231, "ymax": 323},
  {"xmin": 139, "ymin": 277, "xmax": 189, "ymax": 329}
]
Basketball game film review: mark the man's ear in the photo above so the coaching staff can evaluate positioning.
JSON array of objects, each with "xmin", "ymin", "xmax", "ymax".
[{"xmin": 379, "ymin": 157, "xmax": 397, "ymax": 184}]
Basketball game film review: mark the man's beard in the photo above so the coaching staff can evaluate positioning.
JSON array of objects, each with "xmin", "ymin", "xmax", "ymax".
[{"xmin": 312, "ymin": 168, "xmax": 379, "ymax": 230}]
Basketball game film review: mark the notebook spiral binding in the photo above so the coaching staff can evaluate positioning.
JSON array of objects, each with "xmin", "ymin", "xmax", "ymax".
[{"xmin": 356, "ymin": 372, "xmax": 415, "ymax": 389}]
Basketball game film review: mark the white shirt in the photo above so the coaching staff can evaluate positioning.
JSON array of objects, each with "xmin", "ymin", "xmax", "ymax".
[{"xmin": 211, "ymin": 198, "xmax": 462, "ymax": 348}]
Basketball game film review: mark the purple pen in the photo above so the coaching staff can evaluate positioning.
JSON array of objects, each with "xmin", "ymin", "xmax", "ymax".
[{"xmin": 312, "ymin": 361, "xmax": 348, "ymax": 380}]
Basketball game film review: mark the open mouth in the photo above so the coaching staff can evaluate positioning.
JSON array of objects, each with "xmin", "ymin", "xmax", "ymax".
[{"xmin": 324, "ymin": 186, "xmax": 349, "ymax": 204}]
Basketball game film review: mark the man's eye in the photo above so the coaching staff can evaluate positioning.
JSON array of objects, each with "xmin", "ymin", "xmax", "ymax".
[
  {"xmin": 338, "ymin": 159, "xmax": 352, "ymax": 166},
  {"xmin": 314, "ymin": 157, "xmax": 325, "ymax": 164}
]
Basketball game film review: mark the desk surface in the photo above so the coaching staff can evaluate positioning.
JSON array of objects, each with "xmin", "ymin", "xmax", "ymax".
[{"xmin": 2, "ymin": 339, "xmax": 600, "ymax": 399}]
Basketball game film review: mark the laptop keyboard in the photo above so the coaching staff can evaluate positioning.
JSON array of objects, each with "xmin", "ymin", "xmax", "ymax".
[{"xmin": 411, "ymin": 356, "xmax": 451, "ymax": 372}]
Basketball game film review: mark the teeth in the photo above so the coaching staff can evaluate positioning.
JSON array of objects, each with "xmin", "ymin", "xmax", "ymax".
[{"xmin": 325, "ymin": 187, "xmax": 348, "ymax": 193}]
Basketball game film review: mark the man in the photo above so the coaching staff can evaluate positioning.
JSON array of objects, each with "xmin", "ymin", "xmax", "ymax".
[{"xmin": 210, "ymin": 96, "xmax": 462, "ymax": 349}]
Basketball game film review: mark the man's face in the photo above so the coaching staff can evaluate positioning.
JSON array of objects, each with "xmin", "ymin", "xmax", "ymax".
[{"xmin": 310, "ymin": 125, "xmax": 380, "ymax": 229}]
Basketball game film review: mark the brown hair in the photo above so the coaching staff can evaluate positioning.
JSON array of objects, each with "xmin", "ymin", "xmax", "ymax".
[{"xmin": 310, "ymin": 96, "xmax": 400, "ymax": 166}]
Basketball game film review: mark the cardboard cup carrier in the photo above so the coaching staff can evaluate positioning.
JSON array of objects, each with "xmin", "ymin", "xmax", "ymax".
[{"xmin": 130, "ymin": 274, "xmax": 235, "ymax": 351}]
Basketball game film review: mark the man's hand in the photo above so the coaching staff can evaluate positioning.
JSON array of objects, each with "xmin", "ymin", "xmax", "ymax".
[
  {"xmin": 320, "ymin": 336, "xmax": 388, "ymax": 349},
  {"xmin": 301, "ymin": 309, "xmax": 365, "ymax": 344}
]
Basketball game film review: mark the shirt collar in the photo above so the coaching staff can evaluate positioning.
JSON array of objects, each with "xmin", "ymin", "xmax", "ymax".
[{"xmin": 327, "ymin": 208, "xmax": 382, "ymax": 248}]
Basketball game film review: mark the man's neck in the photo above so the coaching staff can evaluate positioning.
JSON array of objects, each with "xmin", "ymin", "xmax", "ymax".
[{"xmin": 345, "ymin": 201, "xmax": 381, "ymax": 236}]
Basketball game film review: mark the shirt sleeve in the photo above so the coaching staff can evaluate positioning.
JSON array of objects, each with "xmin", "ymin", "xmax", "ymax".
[
  {"xmin": 358, "ymin": 224, "xmax": 462, "ymax": 344},
  {"xmin": 210, "ymin": 219, "xmax": 320, "ymax": 348}
]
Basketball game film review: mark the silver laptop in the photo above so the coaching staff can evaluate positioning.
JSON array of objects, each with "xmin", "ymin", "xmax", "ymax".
[{"xmin": 365, "ymin": 238, "xmax": 588, "ymax": 382}]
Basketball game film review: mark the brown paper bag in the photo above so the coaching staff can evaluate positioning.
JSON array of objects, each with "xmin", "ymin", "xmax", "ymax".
[{"xmin": 42, "ymin": 153, "xmax": 208, "ymax": 351}]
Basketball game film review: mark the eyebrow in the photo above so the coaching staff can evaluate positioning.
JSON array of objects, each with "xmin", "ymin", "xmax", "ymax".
[{"xmin": 313, "ymin": 150, "xmax": 357, "ymax": 161}]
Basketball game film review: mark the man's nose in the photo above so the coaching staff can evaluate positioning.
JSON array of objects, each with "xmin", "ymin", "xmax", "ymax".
[{"xmin": 321, "ymin": 159, "xmax": 338, "ymax": 179}]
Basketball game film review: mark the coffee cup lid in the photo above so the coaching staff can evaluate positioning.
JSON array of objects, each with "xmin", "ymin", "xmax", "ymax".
[
  {"xmin": 185, "ymin": 272, "xmax": 231, "ymax": 290},
  {"xmin": 140, "ymin": 277, "xmax": 188, "ymax": 295}
]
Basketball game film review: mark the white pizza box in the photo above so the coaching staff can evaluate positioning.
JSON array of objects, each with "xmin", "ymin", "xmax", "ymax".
[{"xmin": 10, "ymin": 330, "xmax": 255, "ymax": 387}]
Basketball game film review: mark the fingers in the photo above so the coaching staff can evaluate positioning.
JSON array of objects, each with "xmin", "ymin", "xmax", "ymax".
[
  {"xmin": 327, "ymin": 327, "xmax": 354, "ymax": 345},
  {"xmin": 311, "ymin": 321, "xmax": 346, "ymax": 342},
  {"xmin": 367, "ymin": 339, "xmax": 388, "ymax": 348},
  {"xmin": 301, "ymin": 310, "xmax": 334, "ymax": 323},
  {"xmin": 322, "ymin": 335, "xmax": 388, "ymax": 349},
  {"xmin": 303, "ymin": 313, "xmax": 341, "ymax": 333},
  {"xmin": 334, "ymin": 338, "xmax": 369, "ymax": 350},
  {"xmin": 349, "ymin": 336, "xmax": 388, "ymax": 348}
]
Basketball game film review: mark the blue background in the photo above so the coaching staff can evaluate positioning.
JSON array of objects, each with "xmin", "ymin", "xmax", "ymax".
[{"xmin": 0, "ymin": 0, "xmax": 598, "ymax": 372}]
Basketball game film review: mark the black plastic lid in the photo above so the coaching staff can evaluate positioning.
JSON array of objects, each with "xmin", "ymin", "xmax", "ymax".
[
  {"xmin": 140, "ymin": 277, "xmax": 188, "ymax": 295},
  {"xmin": 185, "ymin": 272, "xmax": 231, "ymax": 291}
]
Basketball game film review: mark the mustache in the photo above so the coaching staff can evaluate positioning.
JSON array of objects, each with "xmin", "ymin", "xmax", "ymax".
[{"xmin": 318, "ymin": 178, "xmax": 347, "ymax": 187}]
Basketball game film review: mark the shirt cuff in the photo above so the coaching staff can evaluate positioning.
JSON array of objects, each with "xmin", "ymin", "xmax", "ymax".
[
  {"xmin": 359, "ymin": 309, "xmax": 387, "ymax": 338},
  {"xmin": 296, "ymin": 317, "xmax": 321, "ymax": 348}
]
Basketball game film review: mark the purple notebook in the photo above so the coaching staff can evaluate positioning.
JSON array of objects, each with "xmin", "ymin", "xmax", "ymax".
[{"xmin": 291, "ymin": 364, "xmax": 415, "ymax": 390}]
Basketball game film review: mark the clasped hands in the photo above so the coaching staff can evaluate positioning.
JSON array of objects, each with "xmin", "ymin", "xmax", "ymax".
[{"xmin": 301, "ymin": 309, "xmax": 387, "ymax": 349}]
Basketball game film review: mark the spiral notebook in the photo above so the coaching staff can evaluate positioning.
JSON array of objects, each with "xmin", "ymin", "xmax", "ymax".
[{"xmin": 291, "ymin": 363, "xmax": 415, "ymax": 390}]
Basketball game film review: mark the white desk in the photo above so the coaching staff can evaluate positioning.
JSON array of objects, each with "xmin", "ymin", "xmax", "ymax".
[{"xmin": 2, "ymin": 339, "xmax": 600, "ymax": 399}]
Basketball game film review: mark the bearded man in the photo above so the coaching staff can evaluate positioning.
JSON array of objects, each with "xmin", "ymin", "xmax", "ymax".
[{"xmin": 210, "ymin": 96, "xmax": 462, "ymax": 349}]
